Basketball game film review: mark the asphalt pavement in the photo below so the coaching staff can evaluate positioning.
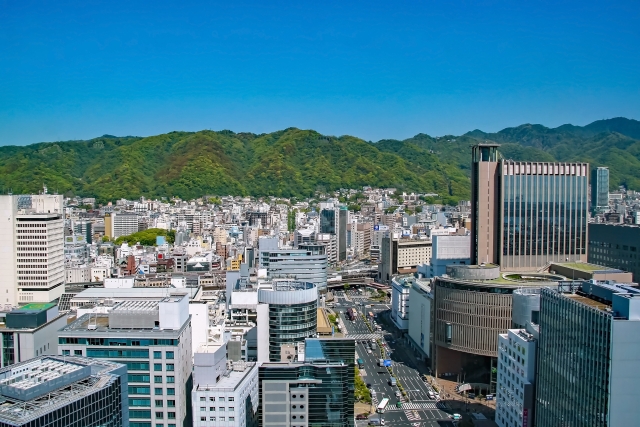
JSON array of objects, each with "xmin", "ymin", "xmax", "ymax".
[{"xmin": 332, "ymin": 290, "xmax": 456, "ymax": 427}]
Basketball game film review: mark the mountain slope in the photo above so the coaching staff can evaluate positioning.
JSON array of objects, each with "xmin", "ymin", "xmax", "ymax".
[{"xmin": 0, "ymin": 118, "xmax": 638, "ymax": 203}]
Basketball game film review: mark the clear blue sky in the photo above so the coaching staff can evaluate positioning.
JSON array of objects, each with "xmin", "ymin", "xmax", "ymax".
[{"xmin": 1, "ymin": 0, "xmax": 638, "ymax": 145}]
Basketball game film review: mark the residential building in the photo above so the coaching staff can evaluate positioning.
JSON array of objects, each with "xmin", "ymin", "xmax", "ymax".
[
  {"xmin": 258, "ymin": 338, "xmax": 355, "ymax": 427},
  {"xmin": 0, "ymin": 194, "xmax": 65, "ymax": 305},
  {"xmin": 470, "ymin": 143, "xmax": 589, "ymax": 270},
  {"xmin": 588, "ymin": 223, "xmax": 640, "ymax": 282},
  {"xmin": 535, "ymin": 282, "xmax": 640, "ymax": 427},
  {"xmin": 113, "ymin": 213, "xmax": 139, "ymax": 238},
  {"xmin": 591, "ymin": 166, "xmax": 609, "ymax": 212},
  {"xmin": 0, "ymin": 303, "xmax": 67, "ymax": 368},
  {"xmin": 0, "ymin": 355, "xmax": 128, "ymax": 427},
  {"xmin": 256, "ymin": 280, "xmax": 318, "ymax": 362},
  {"xmin": 496, "ymin": 329, "xmax": 537, "ymax": 427},
  {"xmin": 192, "ymin": 343, "xmax": 259, "ymax": 427},
  {"xmin": 58, "ymin": 294, "xmax": 193, "ymax": 427},
  {"xmin": 407, "ymin": 277, "xmax": 432, "ymax": 361},
  {"xmin": 257, "ymin": 238, "xmax": 327, "ymax": 292}
]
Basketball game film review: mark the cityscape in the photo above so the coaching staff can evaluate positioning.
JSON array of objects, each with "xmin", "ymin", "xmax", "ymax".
[{"xmin": 1, "ymin": 2, "xmax": 639, "ymax": 427}]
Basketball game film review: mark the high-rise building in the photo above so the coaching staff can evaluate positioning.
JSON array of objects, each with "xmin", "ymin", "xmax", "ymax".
[
  {"xmin": 192, "ymin": 343, "xmax": 259, "ymax": 427},
  {"xmin": 256, "ymin": 280, "xmax": 318, "ymax": 362},
  {"xmin": 257, "ymin": 238, "xmax": 327, "ymax": 292},
  {"xmin": 319, "ymin": 208, "xmax": 347, "ymax": 262},
  {"xmin": 0, "ymin": 194, "xmax": 65, "ymax": 305},
  {"xmin": 591, "ymin": 166, "xmax": 610, "ymax": 211},
  {"xmin": 470, "ymin": 144, "xmax": 589, "ymax": 270},
  {"xmin": 258, "ymin": 338, "xmax": 355, "ymax": 427},
  {"xmin": 73, "ymin": 220, "xmax": 93, "ymax": 244},
  {"xmin": 535, "ymin": 282, "xmax": 640, "ymax": 427},
  {"xmin": 496, "ymin": 329, "xmax": 537, "ymax": 427},
  {"xmin": 58, "ymin": 294, "xmax": 193, "ymax": 427},
  {"xmin": 0, "ymin": 355, "xmax": 128, "ymax": 427}
]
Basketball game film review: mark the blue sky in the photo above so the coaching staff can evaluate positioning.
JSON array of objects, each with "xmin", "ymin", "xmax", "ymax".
[{"xmin": 0, "ymin": 0, "xmax": 639, "ymax": 145}]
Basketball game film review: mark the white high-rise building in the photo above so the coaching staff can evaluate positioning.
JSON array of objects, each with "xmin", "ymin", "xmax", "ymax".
[{"xmin": 0, "ymin": 194, "xmax": 64, "ymax": 306}]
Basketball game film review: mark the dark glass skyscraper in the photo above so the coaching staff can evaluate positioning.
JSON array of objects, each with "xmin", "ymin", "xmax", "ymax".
[{"xmin": 591, "ymin": 166, "xmax": 609, "ymax": 212}]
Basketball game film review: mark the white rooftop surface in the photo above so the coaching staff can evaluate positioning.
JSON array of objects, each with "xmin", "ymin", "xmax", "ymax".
[
  {"xmin": 0, "ymin": 359, "xmax": 84, "ymax": 391},
  {"xmin": 200, "ymin": 365, "xmax": 256, "ymax": 391},
  {"xmin": 73, "ymin": 287, "xmax": 187, "ymax": 300}
]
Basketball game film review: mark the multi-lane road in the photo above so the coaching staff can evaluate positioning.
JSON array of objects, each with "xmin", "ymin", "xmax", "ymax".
[{"xmin": 330, "ymin": 291, "xmax": 456, "ymax": 426}]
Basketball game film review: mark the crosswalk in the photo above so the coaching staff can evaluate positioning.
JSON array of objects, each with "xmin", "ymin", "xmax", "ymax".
[
  {"xmin": 345, "ymin": 333, "xmax": 383, "ymax": 341},
  {"xmin": 400, "ymin": 402, "xmax": 440, "ymax": 410},
  {"xmin": 405, "ymin": 410, "xmax": 421, "ymax": 421}
]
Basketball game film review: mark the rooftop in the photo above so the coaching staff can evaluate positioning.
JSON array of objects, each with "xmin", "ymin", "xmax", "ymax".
[
  {"xmin": 553, "ymin": 262, "xmax": 621, "ymax": 273},
  {"xmin": 196, "ymin": 362, "xmax": 257, "ymax": 392}
]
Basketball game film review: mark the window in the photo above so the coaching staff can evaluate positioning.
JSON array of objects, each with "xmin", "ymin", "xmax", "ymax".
[
  {"xmin": 167, "ymin": 388, "xmax": 175, "ymax": 395},
  {"xmin": 155, "ymin": 388, "xmax": 163, "ymax": 395},
  {"xmin": 219, "ymin": 407, "xmax": 225, "ymax": 412},
  {"xmin": 154, "ymin": 363, "xmax": 163, "ymax": 371},
  {"xmin": 229, "ymin": 397, "xmax": 234, "ymax": 402},
  {"xmin": 155, "ymin": 376, "xmax": 163, "ymax": 383},
  {"xmin": 210, "ymin": 417, "xmax": 216, "ymax": 421},
  {"xmin": 229, "ymin": 407, "xmax": 234, "ymax": 412},
  {"xmin": 229, "ymin": 417, "xmax": 235, "ymax": 421},
  {"xmin": 155, "ymin": 412, "xmax": 164, "ymax": 419},
  {"xmin": 166, "ymin": 364, "xmax": 175, "ymax": 371},
  {"xmin": 168, "ymin": 412, "xmax": 176, "ymax": 419},
  {"xmin": 210, "ymin": 407, "xmax": 215, "ymax": 411},
  {"xmin": 219, "ymin": 397, "xmax": 225, "ymax": 402},
  {"xmin": 209, "ymin": 397, "xmax": 215, "ymax": 401},
  {"xmin": 62, "ymin": 350, "xmax": 70, "ymax": 356},
  {"xmin": 74, "ymin": 350, "xmax": 82, "ymax": 356},
  {"xmin": 130, "ymin": 410, "xmax": 151, "ymax": 418},
  {"xmin": 201, "ymin": 417, "xmax": 206, "ymax": 421},
  {"xmin": 167, "ymin": 376, "xmax": 175, "ymax": 383},
  {"xmin": 167, "ymin": 400, "xmax": 175, "ymax": 407},
  {"xmin": 200, "ymin": 397, "xmax": 206, "ymax": 402},
  {"xmin": 166, "ymin": 351, "xmax": 174, "ymax": 359},
  {"xmin": 156, "ymin": 400, "xmax": 164, "ymax": 407},
  {"xmin": 129, "ymin": 398, "xmax": 151, "ymax": 407},
  {"xmin": 154, "ymin": 351, "xmax": 162, "ymax": 359}
]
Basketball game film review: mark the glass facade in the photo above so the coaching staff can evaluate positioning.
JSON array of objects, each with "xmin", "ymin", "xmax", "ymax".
[
  {"xmin": 0, "ymin": 375, "xmax": 125, "ymax": 427},
  {"xmin": 535, "ymin": 288, "xmax": 611, "ymax": 427},
  {"xmin": 268, "ymin": 301, "xmax": 317, "ymax": 362},
  {"xmin": 591, "ymin": 167, "xmax": 609, "ymax": 210},
  {"xmin": 501, "ymin": 162, "xmax": 588, "ymax": 269},
  {"xmin": 1, "ymin": 332, "xmax": 14, "ymax": 368}
]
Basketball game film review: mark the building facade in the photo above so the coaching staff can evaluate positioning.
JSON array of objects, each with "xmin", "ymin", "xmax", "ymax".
[
  {"xmin": 0, "ymin": 194, "xmax": 65, "ymax": 306},
  {"xmin": 256, "ymin": 280, "xmax": 318, "ymax": 362},
  {"xmin": 407, "ymin": 278, "xmax": 432, "ymax": 360},
  {"xmin": 113, "ymin": 213, "xmax": 139, "ymax": 238},
  {"xmin": 588, "ymin": 223, "xmax": 640, "ymax": 282},
  {"xmin": 591, "ymin": 166, "xmax": 609, "ymax": 212},
  {"xmin": 496, "ymin": 329, "xmax": 536, "ymax": 427},
  {"xmin": 258, "ymin": 338, "xmax": 355, "ymax": 427},
  {"xmin": 0, "ymin": 356, "xmax": 128, "ymax": 427},
  {"xmin": 390, "ymin": 276, "xmax": 411, "ymax": 330},
  {"xmin": 58, "ymin": 294, "xmax": 193, "ymax": 427},
  {"xmin": 535, "ymin": 283, "xmax": 640, "ymax": 427},
  {"xmin": 470, "ymin": 144, "xmax": 589, "ymax": 271}
]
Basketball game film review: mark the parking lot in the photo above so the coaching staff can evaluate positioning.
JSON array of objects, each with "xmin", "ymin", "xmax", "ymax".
[{"xmin": 330, "ymin": 289, "xmax": 459, "ymax": 426}]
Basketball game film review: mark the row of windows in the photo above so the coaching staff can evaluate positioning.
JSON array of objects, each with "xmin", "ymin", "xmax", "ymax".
[
  {"xmin": 60, "ymin": 338, "xmax": 178, "ymax": 346},
  {"xmin": 198, "ymin": 407, "xmax": 235, "ymax": 412},
  {"xmin": 199, "ymin": 416, "xmax": 235, "ymax": 422},
  {"xmin": 199, "ymin": 396, "xmax": 234, "ymax": 402}
]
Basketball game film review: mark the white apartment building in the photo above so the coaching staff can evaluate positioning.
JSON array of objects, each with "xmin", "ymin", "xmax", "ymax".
[
  {"xmin": 0, "ymin": 194, "xmax": 65, "ymax": 306},
  {"xmin": 192, "ymin": 343, "xmax": 259, "ymax": 427},
  {"xmin": 58, "ymin": 293, "xmax": 193, "ymax": 427},
  {"xmin": 112, "ymin": 212, "xmax": 139, "ymax": 238},
  {"xmin": 496, "ymin": 329, "xmax": 537, "ymax": 427},
  {"xmin": 390, "ymin": 276, "xmax": 411, "ymax": 330}
]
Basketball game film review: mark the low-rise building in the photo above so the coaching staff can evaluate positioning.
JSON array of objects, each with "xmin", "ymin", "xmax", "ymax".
[{"xmin": 407, "ymin": 278, "xmax": 432, "ymax": 361}]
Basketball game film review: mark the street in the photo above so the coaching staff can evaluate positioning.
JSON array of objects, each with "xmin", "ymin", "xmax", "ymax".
[{"xmin": 330, "ymin": 290, "xmax": 456, "ymax": 426}]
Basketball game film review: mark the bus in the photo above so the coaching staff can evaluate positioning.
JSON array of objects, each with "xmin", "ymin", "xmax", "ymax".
[
  {"xmin": 377, "ymin": 398, "xmax": 389, "ymax": 413},
  {"xmin": 357, "ymin": 358, "xmax": 364, "ymax": 369}
]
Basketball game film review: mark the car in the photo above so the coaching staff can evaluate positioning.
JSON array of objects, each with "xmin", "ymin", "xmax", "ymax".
[
  {"xmin": 468, "ymin": 393, "xmax": 476, "ymax": 399},
  {"xmin": 395, "ymin": 391, "xmax": 401, "ymax": 398},
  {"xmin": 367, "ymin": 349, "xmax": 372, "ymax": 354},
  {"xmin": 366, "ymin": 383, "xmax": 372, "ymax": 388},
  {"xmin": 452, "ymin": 413, "xmax": 462, "ymax": 420},
  {"xmin": 356, "ymin": 414, "xmax": 368, "ymax": 420}
]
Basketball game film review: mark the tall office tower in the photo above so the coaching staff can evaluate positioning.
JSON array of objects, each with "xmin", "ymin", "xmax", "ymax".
[
  {"xmin": 591, "ymin": 166, "xmax": 610, "ymax": 211},
  {"xmin": 257, "ymin": 237, "xmax": 328, "ymax": 292},
  {"xmin": 256, "ymin": 280, "xmax": 318, "ymax": 362},
  {"xmin": 535, "ymin": 283, "xmax": 640, "ymax": 427},
  {"xmin": 0, "ymin": 356, "xmax": 128, "ymax": 427},
  {"xmin": 470, "ymin": 144, "xmax": 589, "ymax": 270},
  {"xmin": 258, "ymin": 338, "xmax": 355, "ymax": 427},
  {"xmin": 319, "ymin": 207, "xmax": 347, "ymax": 262},
  {"xmin": 58, "ymin": 294, "xmax": 193, "ymax": 427},
  {"xmin": 112, "ymin": 213, "xmax": 139, "ymax": 238},
  {"xmin": 192, "ymin": 343, "xmax": 259, "ymax": 427},
  {"xmin": 0, "ymin": 194, "xmax": 65, "ymax": 306}
]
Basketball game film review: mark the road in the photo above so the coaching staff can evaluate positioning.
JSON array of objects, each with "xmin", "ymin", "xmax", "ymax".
[{"xmin": 331, "ymin": 290, "xmax": 456, "ymax": 426}]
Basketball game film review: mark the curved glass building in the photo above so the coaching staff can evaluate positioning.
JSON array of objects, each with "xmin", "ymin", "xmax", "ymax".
[{"xmin": 257, "ymin": 280, "xmax": 318, "ymax": 362}]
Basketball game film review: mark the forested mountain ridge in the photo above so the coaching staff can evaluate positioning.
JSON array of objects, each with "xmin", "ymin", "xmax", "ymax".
[{"xmin": 0, "ymin": 117, "xmax": 639, "ymax": 203}]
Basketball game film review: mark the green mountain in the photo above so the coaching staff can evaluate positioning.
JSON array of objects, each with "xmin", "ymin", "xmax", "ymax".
[{"xmin": 0, "ymin": 117, "xmax": 639, "ymax": 203}]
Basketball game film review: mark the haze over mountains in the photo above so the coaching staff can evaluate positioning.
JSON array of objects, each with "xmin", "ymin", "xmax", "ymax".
[{"xmin": 1, "ymin": 117, "xmax": 639, "ymax": 203}]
